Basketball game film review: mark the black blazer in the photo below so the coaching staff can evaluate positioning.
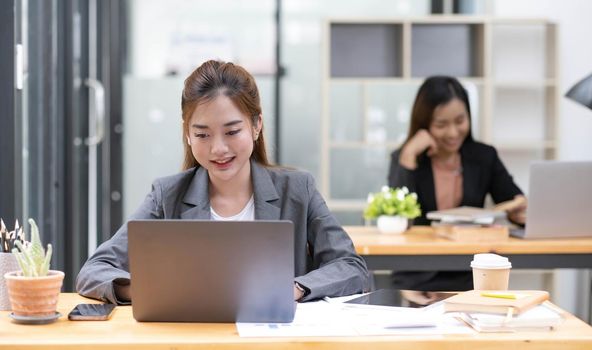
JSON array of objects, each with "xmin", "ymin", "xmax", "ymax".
[
  {"xmin": 388, "ymin": 140, "xmax": 523, "ymax": 225},
  {"xmin": 387, "ymin": 140, "xmax": 523, "ymax": 291}
]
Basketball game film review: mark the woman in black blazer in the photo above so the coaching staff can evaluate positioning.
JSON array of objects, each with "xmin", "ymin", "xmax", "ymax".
[{"xmin": 387, "ymin": 76, "xmax": 526, "ymax": 304}]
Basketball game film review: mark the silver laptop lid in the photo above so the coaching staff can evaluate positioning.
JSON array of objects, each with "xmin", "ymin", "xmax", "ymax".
[
  {"xmin": 128, "ymin": 220, "xmax": 295, "ymax": 322},
  {"xmin": 524, "ymin": 161, "xmax": 592, "ymax": 238}
]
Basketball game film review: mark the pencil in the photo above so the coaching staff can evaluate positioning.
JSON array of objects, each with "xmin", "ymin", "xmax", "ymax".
[{"xmin": 480, "ymin": 292, "xmax": 517, "ymax": 299}]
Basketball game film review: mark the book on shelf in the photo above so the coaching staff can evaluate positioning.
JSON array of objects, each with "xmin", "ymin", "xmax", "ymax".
[
  {"xmin": 444, "ymin": 290, "xmax": 549, "ymax": 315},
  {"xmin": 457, "ymin": 302, "xmax": 564, "ymax": 332}
]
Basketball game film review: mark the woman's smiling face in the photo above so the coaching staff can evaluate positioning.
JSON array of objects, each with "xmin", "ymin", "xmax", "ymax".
[
  {"xmin": 428, "ymin": 97, "xmax": 470, "ymax": 155},
  {"xmin": 186, "ymin": 94, "xmax": 261, "ymax": 184}
]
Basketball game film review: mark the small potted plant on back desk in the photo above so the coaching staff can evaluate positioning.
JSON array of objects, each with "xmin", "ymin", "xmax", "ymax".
[
  {"xmin": 364, "ymin": 186, "xmax": 422, "ymax": 234},
  {"xmin": 4, "ymin": 219, "xmax": 64, "ymax": 324}
]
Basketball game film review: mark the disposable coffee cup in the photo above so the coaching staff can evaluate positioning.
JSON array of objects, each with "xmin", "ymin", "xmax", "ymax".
[{"xmin": 470, "ymin": 253, "xmax": 512, "ymax": 290}]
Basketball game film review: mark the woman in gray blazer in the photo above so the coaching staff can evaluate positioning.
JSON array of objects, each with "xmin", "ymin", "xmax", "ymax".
[{"xmin": 76, "ymin": 60, "xmax": 370, "ymax": 304}]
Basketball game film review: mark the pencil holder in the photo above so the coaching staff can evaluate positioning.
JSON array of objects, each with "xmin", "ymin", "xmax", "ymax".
[{"xmin": 0, "ymin": 252, "xmax": 20, "ymax": 310}]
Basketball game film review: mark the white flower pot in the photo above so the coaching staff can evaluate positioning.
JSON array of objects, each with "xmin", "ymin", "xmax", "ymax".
[{"xmin": 377, "ymin": 215, "xmax": 408, "ymax": 235}]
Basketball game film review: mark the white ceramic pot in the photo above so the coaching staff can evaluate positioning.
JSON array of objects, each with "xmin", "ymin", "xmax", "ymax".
[{"xmin": 377, "ymin": 215, "xmax": 408, "ymax": 234}]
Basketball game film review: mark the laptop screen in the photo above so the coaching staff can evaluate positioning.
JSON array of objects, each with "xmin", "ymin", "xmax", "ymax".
[
  {"xmin": 128, "ymin": 220, "xmax": 296, "ymax": 322},
  {"xmin": 523, "ymin": 161, "xmax": 592, "ymax": 239}
]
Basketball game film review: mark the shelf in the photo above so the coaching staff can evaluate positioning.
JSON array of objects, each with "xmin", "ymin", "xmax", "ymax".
[
  {"xmin": 494, "ymin": 140, "xmax": 557, "ymax": 151},
  {"xmin": 330, "ymin": 16, "xmax": 487, "ymax": 25},
  {"xmin": 330, "ymin": 23, "xmax": 403, "ymax": 78},
  {"xmin": 326, "ymin": 200, "xmax": 368, "ymax": 211},
  {"xmin": 328, "ymin": 141, "xmax": 557, "ymax": 152},
  {"xmin": 330, "ymin": 147, "xmax": 389, "ymax": 200},
  {"xmin": 411, "ymin": 23, "xmax": 484, "ymax": 77},
  {"xmin": 491, "ymin": 23, "xmax": 553, "ymax": 81},
  {"xmin": 495, "ymin": 150, "xmax": 547, "ymax": 193},
  {"xmin": 491, "ymin": 87, "xmax": 552, "ymax": 146},
  {"xmin": 492, "ymin": 80, "xmax": 556, "ymax": 88},
  {"xmin": 491, "ymin": 18, "xmax": 555, "ymax": 25},
  {"xmin": 330, "ymin": 77, "xmax": 485, "ymax": 85},
  {"xmin": 330, "ymin": 78, "xmax": 408, "ymax": 84},
  {"xmin": 330, "ymin": 142, "xmax": 403, "ymax": 149},
  {"xmin": 329, "ymin": 83, "xmax": 363, "ymax": 143}
]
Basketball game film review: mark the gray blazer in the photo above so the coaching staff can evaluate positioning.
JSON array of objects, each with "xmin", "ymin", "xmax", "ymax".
[{"xmin": 76, "ymin": 161, "xmax": 370, "ymax": 304}]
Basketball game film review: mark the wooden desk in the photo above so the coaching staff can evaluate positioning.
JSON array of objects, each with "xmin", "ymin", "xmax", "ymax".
[
  {"xmin": 0, "ymin": 293, "xmax": 591, "ymax": 349},
  {"xmin": 346, "ymin": 226, "xmax": 592, "ymax": 270}
]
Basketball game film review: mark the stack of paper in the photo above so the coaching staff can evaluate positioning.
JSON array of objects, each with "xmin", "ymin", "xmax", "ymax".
[
  {"xmin": 457, "ymin": 303, "xmax": 563, "ymax": 332},
  {"xmin": 236, "ymin": 295, "xmax": 474, "ymax": 337},
  {"xmin": 427, "ymin": 206, "xmax": 505, "ymax": 224},
  {"xmin": 427, "ymin": 206, "xmax": 510, "ymax": 241}
]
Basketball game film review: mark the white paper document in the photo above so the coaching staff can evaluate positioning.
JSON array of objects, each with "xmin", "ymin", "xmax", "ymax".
[
  {"xmin": 458, "ymin": 302, "xmax": 564, "ymax": 332},
  {"xmin": 236, "ymin": 297, "xmax": 473, "ymax": 337}
]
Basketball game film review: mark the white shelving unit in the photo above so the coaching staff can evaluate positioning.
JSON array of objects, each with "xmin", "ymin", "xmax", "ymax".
[{"xmin": 322, "ymin": 16, "xmax": 558, "ymax": 223}]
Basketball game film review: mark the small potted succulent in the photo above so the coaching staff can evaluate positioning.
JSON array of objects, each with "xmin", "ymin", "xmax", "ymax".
[
  {"xmin": 0, "ymin": 219, "xmax": 23, "ymax": 310},
  {"xmin": 364, "ymin": 186, "xmax": 421, "ymax": 234},
  {"xmin": 4, "ymin": 219, "xmax": 64, "ymax": 321}
]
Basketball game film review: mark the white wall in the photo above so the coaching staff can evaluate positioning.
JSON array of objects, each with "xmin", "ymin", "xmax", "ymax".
[{"xmin": 129, "ymin": 0, "xmax": 276, "ymax": 78}]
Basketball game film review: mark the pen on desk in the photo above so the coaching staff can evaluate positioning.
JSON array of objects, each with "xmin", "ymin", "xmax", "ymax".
[{"xmin": 480, "ymin": 292, "xmax": 517, "ymax": 299}]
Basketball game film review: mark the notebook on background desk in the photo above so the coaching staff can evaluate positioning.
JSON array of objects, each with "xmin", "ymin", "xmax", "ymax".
[
  {"xmin": 511, "ymin": 161, "xmax": 592, "ymax": 239},
  {"xmin": 128, "ymin": 220, "xmax": 295, "ymax": 323}
]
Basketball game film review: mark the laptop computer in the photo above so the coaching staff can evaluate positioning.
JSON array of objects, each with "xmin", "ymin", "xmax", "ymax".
[
  {"xmin": 511, "ymin": 161, "xmax": 592, "ymax": 239},
  {"xmin": 127, "ymin": 220, "xmax": 296, "ymax": 322}
]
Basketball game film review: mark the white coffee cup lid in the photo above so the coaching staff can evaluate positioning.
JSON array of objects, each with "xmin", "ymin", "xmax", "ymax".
[{"xmin": 470, "ymin": 253, "xmax": 512, "ymax": 269}]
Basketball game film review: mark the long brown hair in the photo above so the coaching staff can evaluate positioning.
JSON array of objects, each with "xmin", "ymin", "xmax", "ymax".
[
  {"xmin": 405, "ymin": 76, "xmax": 473, "ymax": 145},
  {"xmin": 181, "ymin": 60, "xmax": 271, "ymax": 170}
]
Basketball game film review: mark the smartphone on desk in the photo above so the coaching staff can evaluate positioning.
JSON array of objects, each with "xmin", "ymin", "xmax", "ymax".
[{"xmin": 68, "ymin": 303, "xmax": 116, "ymax": 321}]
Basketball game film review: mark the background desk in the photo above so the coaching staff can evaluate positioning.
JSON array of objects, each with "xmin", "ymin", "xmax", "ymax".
[
  {"xmin": 1, "ymin": 293, "xmax": 591, "ymax": 349},
  {"xmin": 345, "ymin": 226, "xmax": 592, "ymax": 270}
]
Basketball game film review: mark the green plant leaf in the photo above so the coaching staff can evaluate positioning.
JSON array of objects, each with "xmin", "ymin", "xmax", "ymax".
[
  {"xmin": 363, "ymin": 186, "xmax": 422, "ymax": 220},
  {"xmin": 11, "ymin": 219, "xmax": 52, "ymax": 277}
]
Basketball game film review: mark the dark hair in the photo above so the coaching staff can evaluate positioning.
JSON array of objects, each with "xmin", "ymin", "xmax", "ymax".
[
  {"xmin": 180, "ymin": 60, "xmax": 271, "ymax": 170},
  {"xmin": 405, "ymin": 76, "xmax": 473, "ymax": 144}
]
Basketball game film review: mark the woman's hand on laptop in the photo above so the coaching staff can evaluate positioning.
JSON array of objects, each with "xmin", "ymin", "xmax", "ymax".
[
  {"xmin": 113, "ymin": 278, "xmax": 131, "ymax": 302},
  {"xmin": 506, "ymin": 195, "xmax": 527, "ymax": 225}
]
